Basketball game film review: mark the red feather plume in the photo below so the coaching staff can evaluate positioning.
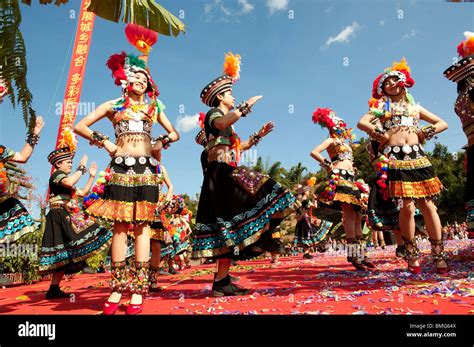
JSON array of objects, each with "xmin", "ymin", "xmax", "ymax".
[{"xmin": 106, "ymin": 52, "xmax": 127, "ymax": 86}]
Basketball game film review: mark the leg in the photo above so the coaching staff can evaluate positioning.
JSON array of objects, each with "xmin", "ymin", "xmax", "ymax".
[
  {"xmin": 342, "ymin": 204, "xmax": 365, "ymax": 270},
  {"xmin": 393, "ymin": 229, "xmax": 407, "ymax": 258},
  {"xmin": 149, "ymin": 240, "xmax": 162, "ymax": 291},
  {"xmin": 107, "ymin": 222, "xmax": 129, "ymax": 304},
  {"xmin": 417, "ymin": 199, "xmax": 448, "ymax": 272},
  {"xmin": 399, "ymin": 199, "xmax": 420, "ymax": 269},
  {"xmin": 212, "ymin": 258, "xmax": 248, "ymax": 297},
  {"xmin": 129, "ymin": 224, "xmax": 151, "ymax": 307}
]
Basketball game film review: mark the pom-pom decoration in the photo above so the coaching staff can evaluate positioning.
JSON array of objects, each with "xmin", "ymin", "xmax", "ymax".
[
  {"xmin": 307, "ymin": 176, "xmax": 316, "ymax": 187},
  {"xmin": 125, "ymin": 23, "xmax": 158, "ymax": 56},
  {"xmin": 223, "ymin": 52, "xmax": 241, "ymax": 83},
  {"xmin": 198, "ymin": 112, "xmax": 206, "ymax": 129},
  {"xmin": 84, "ymin": 168, "xmax": 112, "ymax": 208},
  {"xmin": 0, "ymin": 79, "xmax": 8, "ymax": 103}
]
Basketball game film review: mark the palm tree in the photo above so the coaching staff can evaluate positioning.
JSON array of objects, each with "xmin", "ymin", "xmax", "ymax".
[{"xmin": 286, "ymin": 162, "xmax": 308, "ymax": 186}]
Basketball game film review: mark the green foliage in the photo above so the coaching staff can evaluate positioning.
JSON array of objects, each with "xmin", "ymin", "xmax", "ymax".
[
  {"xmin": 426, "ymin": 143, "xmax": 467, "ymax": 223},
  {"xmin": 0, "ymin": 226, "xmax": 43, "ymax": 284},
  {"xmin": 0, "ymin": 0, "xmax": 36, "ymax": 128}
]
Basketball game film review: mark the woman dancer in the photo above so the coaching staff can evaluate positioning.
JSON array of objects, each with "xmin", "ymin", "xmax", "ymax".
[
  {"xmin": 358, "ymin": 58, "xmax": 448, "ymax": 274},
  {"xmin": 74, "ymin": 51, "xmax": 179, "ymax": 314},
  {"xmin": 310, "ymin": 108, "xmax": 375, "ymax": 270}
]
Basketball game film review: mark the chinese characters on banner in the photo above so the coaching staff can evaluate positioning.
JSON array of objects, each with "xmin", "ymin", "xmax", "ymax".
[{"xmin": 54, "ymin": 0, "xmax": 95, "ymax": 150}]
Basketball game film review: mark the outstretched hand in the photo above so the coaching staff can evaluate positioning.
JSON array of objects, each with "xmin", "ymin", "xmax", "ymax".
[{"xmin": 258, "ymin": 122, "xmax": 275, "ymax": 138}]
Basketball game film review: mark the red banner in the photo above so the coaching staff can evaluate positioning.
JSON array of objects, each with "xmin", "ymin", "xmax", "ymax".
[{"xmin": 54, "ymin": 0, "xmax": 95, "ymax": 150}]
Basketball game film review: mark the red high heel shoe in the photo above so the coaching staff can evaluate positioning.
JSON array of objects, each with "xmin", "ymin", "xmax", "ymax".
[
  {"xmin": 408, "ymin": 264, "xmax": 422, "ymax": 274},
  {"xmin": 436, "ymin": 267, "xmax": 449, "ymax": 275},
  {"xmin": 125, "ymin": 302, "xmax": 143, "ymax": 315},
  {"xmin": 103, "ymin": 300, "xmax": 120, "ymax": 315}
]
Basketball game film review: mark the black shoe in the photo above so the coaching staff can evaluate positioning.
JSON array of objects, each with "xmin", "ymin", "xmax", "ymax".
[
  {"xmin": 347, "ymin": 257, "xmax": 368, "ymax": 271},
  {"xmin": 45, "ymin": 285, "xmax": 71, "ymax": 299},
  {"xmin": 361, "ymin": 258, "xmax": 376, "ymax": 269},
  {"xmin": 168, "ymin": 267, "xmax": 178, "ymax": 275},
  {"xmin": 395, "ymin": 245, "xmax": 407, "ymax": 258},
  {"xmin": 303, "ymin": 253, "xmax": 313, "ymax": 259},
  {"xmin": 212, "ymin": 276, "xmax": 249, "ymax": 297},
  {"xmin": 149, "ymin": 285, "xmax": 162, "ymax": 292}
]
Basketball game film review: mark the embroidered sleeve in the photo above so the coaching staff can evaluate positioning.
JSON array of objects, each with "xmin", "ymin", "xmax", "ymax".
[
  {"xmin": 52, "ymin": 171, "xmax": 68, "ymax": 185},
  {"xmin": 0, "ymin": 145, "xmax": 16, "ymax": 163},
  {"xmin": 208, "ymin": 111, "xmax": 223, "ymax": 128}
]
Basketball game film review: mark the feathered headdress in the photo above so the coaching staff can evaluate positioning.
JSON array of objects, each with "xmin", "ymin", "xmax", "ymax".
[
  {"xmin": 372, "ymin": 57, "xmax": 415, "ymax": 99},
  {"xmin": 48, "ymin": 128, "xmax": 77, "ymax": 166},
  {"xmin": 201, "ymin": 52, "xmax": 242, "ymax": 107},
  {"xmin": 312, "ymin": 107, "xmax": 355, "ymax": 141},
  {"xmin": 444, "ymin": 31, "xmax": 474, "ymax": 84}
]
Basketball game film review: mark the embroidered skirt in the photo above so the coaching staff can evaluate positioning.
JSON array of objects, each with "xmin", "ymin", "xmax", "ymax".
[
  {"xmin": 39, "ymin": 206, "xmax": 112, "ymax": 274},
  {"xmin": 319, "ymin": 169, "xmax": 362, "ymax": 211},
  {"xmin": 294, "ymin": 217, "xmax": 334, "ymax": 248},
  {"xmin": 384, "ymin": 144, "xmax": 443, "ymax": 199},
  {"xmin": 192, "ymin": 162, "xmax": 296, "ymax": 259},
  {"xmin": 0, "ymin": 197, "xmax": 35, "ymax": 244},
  {"xmin": 86, "ymin": 156, "xmax": 161, "ymax": 224}
]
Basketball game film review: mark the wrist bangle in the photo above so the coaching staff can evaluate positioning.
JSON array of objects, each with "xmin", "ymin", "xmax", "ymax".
[
  {"xmin": 236, "ymin": 101, "xmax": 252, "ymax": 117},
  {"xmin": 77, "ymin": 165, "xmax": 87, "ymax": 175},
  {"xmin": 249, "ymin": 131, "xmax": 261, "ymax": 146},
  {"xmin": 370, "ymin": 127, "xmax": 386, "ymax": 141},
  {"xmin": 321, "ymin": 159, "xmax": 332, "ymax": 170},
  {"xmin": 26, "ymin": 133, "xmax": 40, "ymax": 147},
  {"xmin": 421, "ymin": 125, "xmax": 436, "ymax": 141},
  {"xmin": 156, "ymin": 134, "xmax": 171, "ymax": 149},
  {"xmin": 90, "ymin": 131, "xmax": 109, "ymax": 148}
]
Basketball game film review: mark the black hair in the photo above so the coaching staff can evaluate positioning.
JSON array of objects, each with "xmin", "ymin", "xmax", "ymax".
[{"xmin": 211, "ymin": 92, "xmax": 224, "ymax": 108}]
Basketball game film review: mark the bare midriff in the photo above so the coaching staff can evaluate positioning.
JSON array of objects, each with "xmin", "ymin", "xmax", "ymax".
[
  {"xmin": 115, "ymin": 134, "xmax": 152, "ymax": 157},
  {"xmin": 386, "ymin": 126, "xmax": 420, "ymax": 146}
]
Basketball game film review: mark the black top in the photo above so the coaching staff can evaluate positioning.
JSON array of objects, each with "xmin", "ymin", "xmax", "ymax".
[
  {"xmin": 49, "ymin": 170, "xmax": 73, "ymax": 201},
  {"xmin": 204, "ymin": 107, "xmax": 233, "ymax": 141}
]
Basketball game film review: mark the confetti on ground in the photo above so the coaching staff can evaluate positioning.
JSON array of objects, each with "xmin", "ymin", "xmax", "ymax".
[{"xmin": 0, "ymin": 239, "xmax": 472, "ymax": 315}]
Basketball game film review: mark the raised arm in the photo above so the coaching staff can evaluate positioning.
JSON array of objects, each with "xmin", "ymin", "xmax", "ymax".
[
  {"xmin": 76, "ymin": 162, "xmax": 97, "ymax": 197},
  {"xmin": 240, "ymin": 121, "xmax": 275, "ymax": 151},
  {"xmin": 61, "ymin": 155, "xmax": 88, "ymax": 188},
  {"xmin": 11, "ymin": 116, "xmax": 45, "ymax": 163},
  {"xmin": 213, "ymin": 95, "xmax": 263, "ymax": 130}
]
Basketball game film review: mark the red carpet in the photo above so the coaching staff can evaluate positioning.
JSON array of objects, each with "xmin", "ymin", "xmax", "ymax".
[{"xmin": 1, "ymin": 240, "xmax": 472, "ymax": 315}]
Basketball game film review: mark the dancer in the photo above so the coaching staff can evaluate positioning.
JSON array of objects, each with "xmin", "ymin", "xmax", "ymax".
[
  {"xmin": 39, "ymin": 138, "xmax": 112, "ymax": 299},
  {"xmin": 310, "ymin": 107, "xmax": 375, "ymax": 270},
  {"xmin": 74, "ymin": 51, "xmax": 180, "ymax": 314},
  {"xmin": 0, "ymin": 116, "xmax": 44, "ymax": 286},
  {"xmin": 193, "ymin": 53, "xmax": 296, "ymax": 296},
  {"xmin": 366, "ymin": 117, "xmax": 410, "ymax": 258},
  {"xmin": 294, "ymin": 182, "xmax": 334, "ymax": 259},
  {"xmin": 358, "ymin": 57, "xmax": 448, "ymax": 274},
  {"xmin": 0, "ymin": 116, "xmax": 44, "ymax": 244},
  {"xmin": 444, "ymin": 32, "xmax": 474, "ymax": 239}
]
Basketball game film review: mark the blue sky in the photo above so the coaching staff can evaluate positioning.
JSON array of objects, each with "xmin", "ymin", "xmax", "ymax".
[{"xmin": 1, "ymin": 0, "xmax": 472, "ymax": 217}]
